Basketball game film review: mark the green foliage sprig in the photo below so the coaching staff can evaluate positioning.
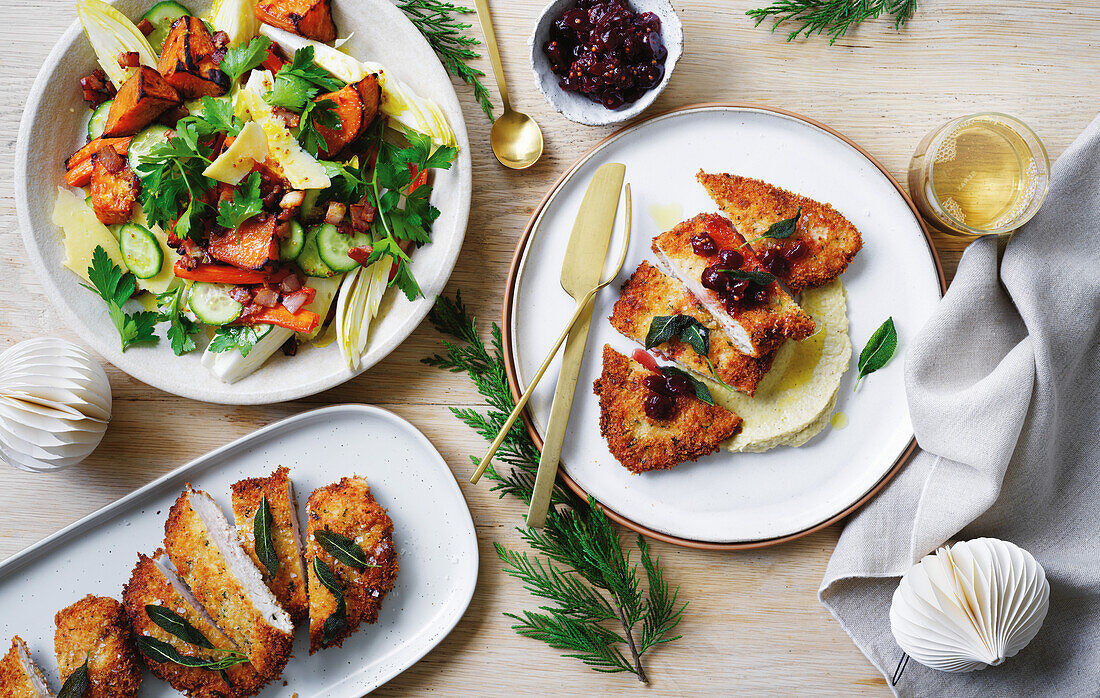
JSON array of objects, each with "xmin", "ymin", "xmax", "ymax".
[
  {"xmin": 423, "ymin": 293, "xmax": 686, "ymax": 682},
  {"xmin": 748, "ymin": 0, "xmax": 917, "ymax": 44},
  {"xmin": 397, "ymin": 0, "xmax": 495, "ymax": 121}
]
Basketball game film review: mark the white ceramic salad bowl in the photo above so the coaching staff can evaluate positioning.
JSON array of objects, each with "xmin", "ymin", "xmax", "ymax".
[{"xmin": 15, "ymin": 0, "xmax": 471, "ymax": 404}]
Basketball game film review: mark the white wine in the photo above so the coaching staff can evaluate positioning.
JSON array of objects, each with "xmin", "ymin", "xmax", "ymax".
[{"xmin": 909, "ymin": 114, "xmax": 1049, "ymax": 236}]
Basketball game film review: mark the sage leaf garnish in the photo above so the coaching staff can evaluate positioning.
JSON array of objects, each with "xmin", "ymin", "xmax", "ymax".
[
  {"xmin": 855, "ymin": 317, "xmax": 897, "ymax": 389},
  {"xmin": 58, "ymin": 657, "xmax": 89, "ymax": 698},
  {"xmin": 645, "ymin": 315, "xmax": 709, "ymax": 358},
  {"xmin": 254, "ymin": 494, "xmax": 279, "ymax": 577},
  {"xmin": 660, "ymin": 366, "xmax": 714, "ymax": 405},
  {"xmin": 722, "ymin": 269, "xmax": 776, "ymax": 285},
  {"xmin": 136, "ymin": 635, "xmax": 248, "ymax": 670},
  {"xmin": 741, "ymin": 206, "xmax": 802, "ymax": 248},
  {"xmin": 314, "ymin": 530, "xmax": 376, "ymax": 570},
  {"xmin": 312, "ymin": 557, "xmax": 348, "ymax": 645},
  {"xmin": 146, "ymin": 605, "xmax": 215, "ymax": 649}
]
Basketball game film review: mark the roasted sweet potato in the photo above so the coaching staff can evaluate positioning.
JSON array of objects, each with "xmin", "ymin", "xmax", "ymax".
[
  {"xmin": 157, "ymin": 16, "xmax": 230, "ymax": 99},
  {"xmin": 103, "ymin": 66, "xmax": 181, "ymax": 137},
  {"xmin": 208, "ymin": 214, "xmax": 280, "ymax": 270},
  {"xmin": 357, "ymin": 74, "xmax": 380, "ymax": 127},
  {"xmin": 65, "ymin": 136, "xmax": 132, "ymax": 171},
  {"xmin": 314, "ymin": 84, "xmax": 363, "ymax": 158},
  {"xmin": 255, "ymin": 0, "xmax": 336, "ymax": 43},
  {"xmin": 90, "ymin": 155, "xmax": 139, "ymax": 224}
]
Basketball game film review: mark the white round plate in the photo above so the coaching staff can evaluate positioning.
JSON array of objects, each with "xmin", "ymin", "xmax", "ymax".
[
  {"xmin": 15, "ymin": 0, "xmax": 471, "ymax": 404},
  {"xmin": 508, "ymin": 105, "xmax": 944, "ymax": 545}
]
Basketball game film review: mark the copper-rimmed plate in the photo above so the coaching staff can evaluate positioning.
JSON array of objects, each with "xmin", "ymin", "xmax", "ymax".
[{"xmin": 504, "ymin": 104, "xmax": 945, "ymax": 550}]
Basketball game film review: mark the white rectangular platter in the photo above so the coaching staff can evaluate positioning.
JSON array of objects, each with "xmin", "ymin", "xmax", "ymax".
[{"xmin": 0, "ymin": 404, "xmax": 478, "ymax": 696}]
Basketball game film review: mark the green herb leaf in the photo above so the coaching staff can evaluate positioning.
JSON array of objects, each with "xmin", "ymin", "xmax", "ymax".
[
  {"xmin": 199, "ymin": 96, "xmax": 243, "ymax": 136},
  {"xmin": 855, "ymin": 316, "xmax": 898, "ymax": 389},
  {"xmin": 81, "ymin": 246, "xmax": 159, "ymax": 351},
  {"xmin": 216, "ymin": 172, "xmax": 264, "ymax": 229},
  {"xmin": 644, "ymin": 315, "xmax": 709, "ymax": 359},
  {"xmin": 208, "ymin": 325, "xmax": 264, "ymax": 358},
  {"xmin": 298, "ymin": 98, "xmax": 340, "ymax": 158},
  {"xmin": 265, "ymin": 47, "xmax": 344, "ymax": 112},
  {"xmin": 723, "ymin": 269, "xmax": 777, "ymax": 285},
  {"xmin": 156, "ymin": 285, "xmax": 201, "ymax": 356},
  {"xmin": 58, "ymin": 657, "xmax": 89, "ymax": 698},
  {"xmin": 740, "ymin": 207, "xmax": 801, "ymax": 248},
  {"xmin": 145, "ymin": 605, "xmax": 215, "ymax": 649},
  {"xmin": 660, "ymin": 366, "xmax": 714, "ymax": 405},
  {"xmin": 314, "ymin": 530, "xmax": 376, "ymax": 570},
  {"xmin": 747, "ymin": 0, "xmax": 917, "ymax": 45},
  {"xmin": 135, "ymin": 636, "xmax": 248, "ymax": 670},
  {"xmin": 134, "ymin": 119, "xmax": 216, "ymax": 240},
  {"xmin": 396, "ymin": 0, "xmax": 495, "ymax": 120},
  {"xmin": 254, "ymin": 495, "xmax": 279, "ymax": 577},
  {"xmin": 312, "ymin": 557, "xmax": 348, "ymax": 645},
  {"xmin": 218, "ymin": 35, "xmax": 272, "ymax": 83}
]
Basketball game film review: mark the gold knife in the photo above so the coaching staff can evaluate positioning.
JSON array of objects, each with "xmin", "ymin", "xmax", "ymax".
[{"xmin": 526, "ymin": 163, "xmax": 625, "ymax": 528}]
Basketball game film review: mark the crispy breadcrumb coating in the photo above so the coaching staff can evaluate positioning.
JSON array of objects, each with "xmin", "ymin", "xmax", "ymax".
[
  {"xmin": 593, "ymin": 345, "xmax": 743, "ymax": 473},
  {"xmin": 54, "ymin": 595, "xmax": 141, "ymax": 698}
]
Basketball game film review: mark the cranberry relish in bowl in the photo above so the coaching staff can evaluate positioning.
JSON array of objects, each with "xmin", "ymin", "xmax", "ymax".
[{"xmin": 530, "ymin": 0, "xmax": 682, "ymax": 125}]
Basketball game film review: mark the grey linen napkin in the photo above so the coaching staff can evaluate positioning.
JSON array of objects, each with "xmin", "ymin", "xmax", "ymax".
[{"xmin": 819, "ymin": 114, "xmax": 1100, "ymax": 697}]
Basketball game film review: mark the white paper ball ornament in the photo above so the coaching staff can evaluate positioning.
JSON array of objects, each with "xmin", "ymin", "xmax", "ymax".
[
  {"xmin": 0, "ymin": 338, "xmax": 112, "ymax": 472},
  {"xmin": 890, "ymin": 538, "xmax": 1049, "ymax": 673}
]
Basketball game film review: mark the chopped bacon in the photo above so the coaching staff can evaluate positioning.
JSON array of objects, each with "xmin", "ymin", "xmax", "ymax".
[
  {"xmin": 280, "ymin": 190, "xmax": 305, "ymax": 209},
  {"xmin": 347, "ymin": 244, "xmax": 373, "ymax": 266},
  {"xmin": 137, "ymin": 18, "xmax": 154, "ymax": 36},
  {"xmin": 211, "ymin": 30, "xmax": 230, "ymax": 48},
  {"xmin": 325, "ymin": 202, "xmax": 346, "ymax": 225},
  {"xmin": 117, "ymin": 51, "xmax": 140, "ymax": 69},
  {"xmin": 281, "ymin": 288, "xmax": 312, "ymax": 314},
  {"xmin": 80, "ymin": 72, "xmax": 104, "ymax": 91},
  {"xmin": 253, "ymin": 287, "xmax": 279, "ymax": 308},
  {"xmin": 271, "ymin": 106, "xmax": 300, "ymax": 129},
  {"xmin": 240, "ymin": 303, "xmax": 264, "ymax": 320},
  {"xmin": 349, "ymin": 202, "xmax": 375, "ymax": 232},
  {"xmin": 227, "ymin": 286, "xmax": 254, "ymax": 304},
  {"xmin": 80, "ymin": 69, "xmax": 115, "ymax": 106},
  {"xmin": 96, "ymin": 143, "xmax": 125, "ymax": 173},
  {"xmin": 280, "ymin": 273, "xmax": 302, "ymax": 293}
]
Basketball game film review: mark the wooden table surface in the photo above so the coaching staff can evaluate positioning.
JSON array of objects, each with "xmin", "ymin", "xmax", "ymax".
[{"xmin": 2, "ymin": 0, "xmax": 1096, "ymax": 694}]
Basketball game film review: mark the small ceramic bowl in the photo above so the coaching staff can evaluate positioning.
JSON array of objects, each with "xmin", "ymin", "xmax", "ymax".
[{"xmin": 529, "ymin": 0, "xmax": 683, "ymax": 126}]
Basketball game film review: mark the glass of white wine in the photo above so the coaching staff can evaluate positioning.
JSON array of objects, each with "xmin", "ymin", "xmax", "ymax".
[{"xmin": 908, "ymin": 113, "xmax": 1050, "ymax": 236}]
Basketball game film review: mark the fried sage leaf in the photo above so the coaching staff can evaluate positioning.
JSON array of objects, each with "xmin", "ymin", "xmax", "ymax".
[
  {"xmin": 742, "ymin": 206, "xmax": 802, "ymax": 248},
  {"xmin": 645, "ymin": 315, "xmax": 709, "ymax": 358},
  {"xmin": 855, "ymin": 316, "xmax": 898, "ymax": 389},
  {"xmin": 136, "ymin": 635, "xmax": 248, "ymax": 670},
  {"xmin": 312, "ymin": 557, "xmax": 348, "ymax": 645},
  {"xmin": 314, "ymin": 530, "xmax": 377, "ymax": 570},
  {"xmin": 254, "ymin": 494, "xmax": 279, "ymax": 577},
  {"xmin": 58, "ymin": 657, "xmax": 89, "ymax": 698},
  {"xmin": 145, "ymin": 605, "xmax": 215, "ymax": 649},
  {"xmin": 723, "ymin": 269, "xmax": 777, "ymax": 285},
  {"xmin": 660, "ymin": 366, "xmax": 715, "ymax": 405}
]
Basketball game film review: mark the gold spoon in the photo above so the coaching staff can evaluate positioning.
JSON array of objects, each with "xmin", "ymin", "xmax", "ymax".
[
  {"xmin": 472, "ymin": 0, "xmax": 545, "ymax": 169},
  {"xmin": 470, "ymin": 183, "xmax": 632, "ymax": 484}
]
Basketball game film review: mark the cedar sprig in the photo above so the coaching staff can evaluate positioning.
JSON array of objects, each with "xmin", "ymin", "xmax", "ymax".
[
  {"xmin": 747, "ymin": 0, "xmax": 917, "ymax": 44},
  {"xmin": 396, "ymin": 0, "xmax": 496, "ymax": 120},
  {"xmin": 424, "ymin": 293, "xmax": 687, "ymax": 682}
]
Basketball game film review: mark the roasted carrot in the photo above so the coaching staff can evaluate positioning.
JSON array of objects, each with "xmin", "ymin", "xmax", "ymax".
[
  {"xmin": 157, "ymin": 16, "xmax": 229, "ymax": 99},
  {"xmin": 173, "ymin": 262, "xmax": 275, "ymax": 285},
  {"xmin": 65, "ymin": 136, "xmax": 133, "ymax": 171},
  {"xmin": 314, "ymin": 83, "xmax": 363, "ymax": 158},
  {"xmin": 207, "ymin": 215, "xmax": 280, "ymax": 270},
  {"xmin": 247, "ymin": 305, "xmax": 320, "ymax": 333},
  {"xmin": 65, "ymin": 158, "xmax": 95, "ymax": 187},
  {"xmin": 260, "ymin": 47, "xmax": 286, "ymax": 73},
  {"xmin": 103, "ymin": 66, "xmax": 181, "ymax": 137},
  {"xmin": 255, "ymin": 0, "xmax": 336, "ymax": 43}
]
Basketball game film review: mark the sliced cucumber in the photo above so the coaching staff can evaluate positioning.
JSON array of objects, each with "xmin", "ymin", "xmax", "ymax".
[
  {"xmin": 87, "ymin": 100, "xmax": 113, "ymax": 140},
  {"xmin": 127, "ymin": 125, "xmax": 173, "ymax": 172},
  {"xmin": 189, "ymin": 282, "xmax": 243, "ymax": 325},
  {"xmin": 300, "ymin": 189, "xmax": 320, "ymax": 219},
  {"xmin": 280, "ymin": 221, "xmax": 305, "ymax": 261},
  {"xmin": 142, "ymin": 0, "xmax": 192, "ymax": 52},
  {"xmin": 297, "ymin": 225, "xmax": 337, "ymax": 278},
  {"xmin": 119, "ymin": 223, "xmax": 164, "ymax": 278},
  {"xmin": 316, "ymin": 224, "xmax": 371, "ymax": 273}
]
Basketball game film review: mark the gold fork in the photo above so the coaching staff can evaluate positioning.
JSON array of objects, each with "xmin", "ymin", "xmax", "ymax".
[{"xmin": 470, "ymin": 184, "xmax": 633, "ymax": 484}]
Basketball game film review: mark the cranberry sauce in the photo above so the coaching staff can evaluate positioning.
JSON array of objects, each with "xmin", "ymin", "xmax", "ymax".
[
  {"xmin": 691, "ymin": 225, "xmax": 772, "ymax": 312},
  {"xmin": 641, "ymin": 372, "xmax": 693, "ymax": 420},
  {"xmin": 543, "ymin": 0, "xmax": 667, "ymax": 110}
]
